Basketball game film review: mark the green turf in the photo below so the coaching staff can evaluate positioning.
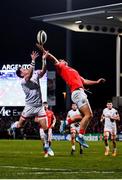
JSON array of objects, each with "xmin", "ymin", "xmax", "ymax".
[{"xmin": 0, "ymin": 139, "xmax": 122, "ymax": 179}]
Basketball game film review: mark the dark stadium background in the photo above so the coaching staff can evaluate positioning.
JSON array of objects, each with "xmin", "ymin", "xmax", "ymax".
[{"xmin": 0, "ymin": 0, "xmax": 122, "ymax": 112}]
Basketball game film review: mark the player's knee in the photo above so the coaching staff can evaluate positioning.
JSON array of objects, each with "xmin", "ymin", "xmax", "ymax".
[
  {"xmin": 43, "ymin": 126, "xmax": 48, "ymax": 131},
  {"xmin": 112, "ymin": 137, "xmax": 116, "ymax": 144},
  {"xmin": 85, "ymin": 112, "xmax": 93, "ymax": 121},
  {"xmin": 104, "ymin": 136, "xmax": 108, "ymax": 141},
  {"xmin": 113, "ymin": 141, "xmax": 116, "ymax": 147},
  {"xmin": 89, "ymin": 112, "xmax": 93, "ymax": 120},
  {"xmin": 18, "ymin": 117, "xmax": 26, "ymax": 128}
]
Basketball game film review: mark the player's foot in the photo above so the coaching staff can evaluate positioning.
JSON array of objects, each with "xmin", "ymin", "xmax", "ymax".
[
  {"xmin": 104, "ymin": 148, "xmax": 109, "ymax": 156},
  {"xmin": 112, "ymin": 150, "xmax": 116, "ymax": 157},
  {"xmin": 44, "ymin": 152, "xmax": 48, "ymax": 158},
  {"xmin": 48, "ymin": 147, "xmax": 54, "ymax": 156},
  {"xmin": 76, "ymin": 136, "xmax": 89, "ymax": 148},
  {"xmin": 60, "ymin": 120, "xmax": 66, "ymax": 134},
  {"xmin": 71, "ymin": 149, "xmax": 75, "ymax": 155}
]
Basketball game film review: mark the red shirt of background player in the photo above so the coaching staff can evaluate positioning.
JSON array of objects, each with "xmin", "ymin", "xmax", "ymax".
[
  {"xmin": 55, "ymin": 62, "xmax": 84, "ymax": 92},
  {"xmin": 46, "ymin": 110, "xmax": 55, "ymax": 128}
]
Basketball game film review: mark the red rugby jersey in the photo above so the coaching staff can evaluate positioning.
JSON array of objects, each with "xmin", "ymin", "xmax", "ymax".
[
  {"xmin": 55, "ymin": 62, "xmax": 84, "ymax": 92},
  {"xmin": 46, "ymin": 110, "xmax": 55, "ymax": 128}
]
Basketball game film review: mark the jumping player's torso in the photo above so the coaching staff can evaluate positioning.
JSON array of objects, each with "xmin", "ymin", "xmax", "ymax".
[
  {"xmin": 21, "ymin": 70, "xmax": 42, "ymax": 107},
  {"xmin": 55, "ymin": 63, "xmax": 84, "ymax": 92}
]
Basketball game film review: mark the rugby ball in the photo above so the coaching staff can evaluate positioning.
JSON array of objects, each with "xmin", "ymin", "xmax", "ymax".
[{"xmin": 37, "ymin": 30, "xmax": 47, "ymax": 45}]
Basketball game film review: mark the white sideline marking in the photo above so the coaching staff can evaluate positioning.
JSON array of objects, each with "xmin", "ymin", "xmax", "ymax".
[
  {"xmin": 0, "ymin": 166, "xmax": 66, "ymax": 171},
  {"xmin": 16, "ymin": 171, "xmax": 115, "ymax": 175},
  {"xmin": 0, "ymin": 166, "xmax": 116, "ymax": 174}
]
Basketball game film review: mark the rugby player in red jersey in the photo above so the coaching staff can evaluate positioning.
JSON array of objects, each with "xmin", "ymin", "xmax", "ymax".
[
  {"xmin": 36, "ymin": 43, "xmax": 106, "ymax": 148},
  {"xmin": 39, "ymin": 102, "xmax": 56, "ymax": 157}
]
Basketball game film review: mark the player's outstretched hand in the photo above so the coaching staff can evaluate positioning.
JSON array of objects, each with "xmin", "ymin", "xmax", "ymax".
[
  {"xmin": 97, "ymin": 78, "xmax": 106, "ymax": 84},
  {"xmin": 31, "ymin": 51, "xmax": 39, "ymax": 61},
  {"xmin": 36, "ymin": 43, "xmax": 46, "ymax": 54}
]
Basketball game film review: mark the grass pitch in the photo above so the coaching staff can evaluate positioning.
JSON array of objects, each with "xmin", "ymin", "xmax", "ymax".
[{"xmin": 0, "ymin": 139, "xmax": 122, "ymax": 179}]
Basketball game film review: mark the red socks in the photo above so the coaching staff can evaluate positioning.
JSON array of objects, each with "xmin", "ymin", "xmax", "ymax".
[{"xmin": 79, "ymin": 129, "xmax": 85, "ymax": 135}]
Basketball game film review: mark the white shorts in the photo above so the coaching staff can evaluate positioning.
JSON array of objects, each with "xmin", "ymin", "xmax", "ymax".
[
  {"xmin": 39, "ymin": 128, "xmax": 52, "ymax": 142},
  {"xmin": 104, "ymin": 124, "xmax": 117, "ymax": 136},
  {"xmin": 21, "ymin": 105, "xmax": 46, "ymax": 118},
  {"xmin": 71, "ymin": 89, "xmax": 90, "ymax": 109},
  {"xmin": 70, "ymin": 123, "xmax": 80, "ymax": 134}
]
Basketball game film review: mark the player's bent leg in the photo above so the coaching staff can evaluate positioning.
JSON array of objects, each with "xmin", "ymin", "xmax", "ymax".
[
  {"xmin": 79, "ymin": 104, "xmax": 93, "ymax": 130},
  {"xmin": 17, "ymin": 116, "xmax": 26, "ymax": 128},
  {"xmin": 76, "ymin": 104, "xmax": 93, "ymax": 148},
  {"xmin": 35, "ymin": 116, "xmax": 48, "ymax": 130}
]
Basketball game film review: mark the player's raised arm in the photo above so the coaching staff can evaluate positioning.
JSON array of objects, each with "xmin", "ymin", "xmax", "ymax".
[
  {"xmin": 83, "ymin": 78, "xmax": 106, "ymax": 86},
  {"xmin": 24, "ymin": 51, "xmax": 39, "ymax": 81},
  {"xmin": 38, "ymin": 52, "xmax": 47, "ymax": 77},
  {"xmin": 36, "ymin": 43, "xmax": 59, "ymax": 65}
]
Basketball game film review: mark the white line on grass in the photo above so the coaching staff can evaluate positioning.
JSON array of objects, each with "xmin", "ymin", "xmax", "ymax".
[
  {"xmin": 0, "ymin": 166, "xmax": 116, "ymax": 174},
  {"xmin": 14, "ymin": 172, "xmax": 115, "ymax": 175}
]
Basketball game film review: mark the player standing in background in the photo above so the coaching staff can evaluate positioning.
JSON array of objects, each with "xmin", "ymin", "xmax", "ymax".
[
  {"xmin": 67, "ymin": 103, "xmax": 83, "ymax": 155},
  {"xmin": 100, "ymin": 101, "xmax": 120, "ymax": 156},
  {"xmin": 36, "ymin": 43, "xmax": 106, "ymax": 149},
  {"xmin": 14, "ymin": 51, "xmax": 48, "ymax": 131},
  {"xmin": 39, "ymin": 101, "xmax": 56, "ymax": 157}
]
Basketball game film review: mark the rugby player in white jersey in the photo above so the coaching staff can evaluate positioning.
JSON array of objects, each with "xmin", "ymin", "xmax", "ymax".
[
  {"xmin": 67, "ymin": 103, "xmax": 83, "ymax": 155},
  {"xmin": 14, "ymin": 51, "xmax": 48, "ymax": 133},
  {"xmin": 101, "ymin": 101, "xmax": 120, "ymax": 156}
]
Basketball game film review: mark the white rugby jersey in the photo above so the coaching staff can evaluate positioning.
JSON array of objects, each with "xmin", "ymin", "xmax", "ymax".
[
  {"xmin": 21, "ymin": 70, "xmax": 42, "ymax": 107},
  {"xmin": 103, "ymin": 108, "xmax": 118, "ymax": 127},
  {"xmin": 67, "ymin": 109, "xmax": 81, "ymax": 118},
  {"xmin": 67, "ymin": 109, "xmax": 81, "ymax": 128}
]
